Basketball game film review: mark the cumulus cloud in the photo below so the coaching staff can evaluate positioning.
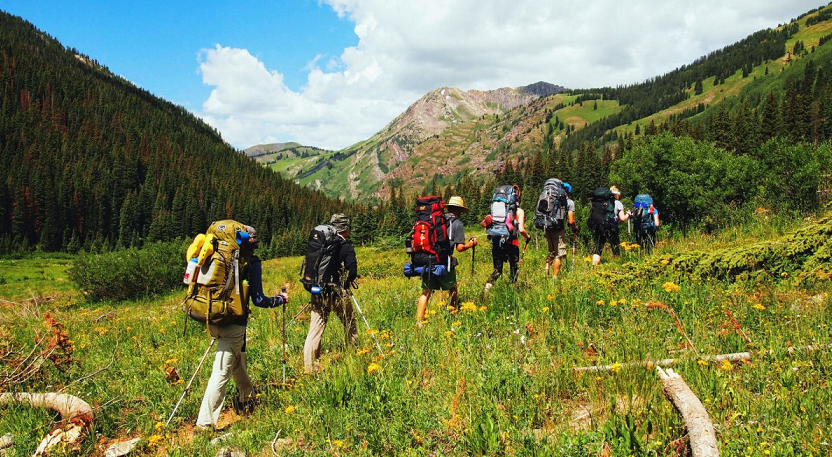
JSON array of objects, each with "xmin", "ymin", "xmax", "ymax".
[{"xmin": 197, "ymin": 0, "xmax": 820, "ymax": 150}]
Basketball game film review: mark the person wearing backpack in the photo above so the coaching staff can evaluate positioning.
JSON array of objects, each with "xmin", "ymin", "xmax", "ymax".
[
  {"xmin": 484, "ymin": 184, "xmax": 531, "ymax": 291},
  {"xmin": 415, "ymin": 196, "xmax": 478, "ymax": 326},
  {"xmin": 194, "ymin": 224, "xmax": 289, "ymax": 430},
  {"xmin": 588, "ymin": 186, "xmax": 629, "ymax": 266},
  {"xmin": 302, "ymin": 214, "xmax": 359, "ymax": 374},
  {"xmin": 543, "ymin": 182, "xmax": 578, "ymax": 279},
  {"xmin": 631, "ymin": 194, "xmax": 660, "ymax": 252}
]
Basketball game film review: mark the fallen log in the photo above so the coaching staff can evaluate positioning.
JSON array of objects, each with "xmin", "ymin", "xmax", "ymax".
[
  {"xmin": 0, "ymin": 392, "xmax": 93, "ymax": 456},
  {"xmin": 573, "ymin": 343, "xmax": 831, "ymax": 373},
  {"xmin": 657, "ymin": 367, "xmax": 719, "ymax": 457}
]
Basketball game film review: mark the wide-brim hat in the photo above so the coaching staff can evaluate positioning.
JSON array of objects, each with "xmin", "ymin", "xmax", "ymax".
[
  {"xmin": 610, "ymin": 186, "xmax": 621, "ymax": 195},
  {"xmin": 446, "ymin": 196, "xmax": 469, "ymax": 212}
]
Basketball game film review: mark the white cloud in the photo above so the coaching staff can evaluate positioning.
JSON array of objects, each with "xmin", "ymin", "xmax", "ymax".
[{"xmin": 197, "ymin": 0, "xmax": 821, "ymax": 150}]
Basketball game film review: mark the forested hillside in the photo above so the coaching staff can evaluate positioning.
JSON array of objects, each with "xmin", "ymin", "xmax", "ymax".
[{"xmin": 0, "ymin": 12, "xmax": 348, "ymax": 255}]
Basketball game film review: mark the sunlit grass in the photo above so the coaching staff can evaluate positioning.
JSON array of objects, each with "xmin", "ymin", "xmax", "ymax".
[{"xmin": 0, "ymin": 213, "xmax": 829, "ymax": 456}]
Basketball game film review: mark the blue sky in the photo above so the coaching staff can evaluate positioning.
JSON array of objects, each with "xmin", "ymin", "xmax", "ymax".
[
  {"xmin": 1, "ymin": 0, "xmax": 356, "ymax": 109},
  {"xmin": 0, "ymin": 1, "xmax": 824, "ymax": 150}
]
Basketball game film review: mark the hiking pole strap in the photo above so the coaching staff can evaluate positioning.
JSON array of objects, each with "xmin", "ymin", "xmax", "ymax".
[
  {"xmin": 165, "ymin": 337, "xmax": 216, "ymax": 427},
  {"xmin": 349, "ymin": 293, "xmax": 385, "ymax": 358}
]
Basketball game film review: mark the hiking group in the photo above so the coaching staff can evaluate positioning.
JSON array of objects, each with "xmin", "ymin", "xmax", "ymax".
[{"xmin": 176, "ymin": 181, "xmax": 659, "ymax": 430}]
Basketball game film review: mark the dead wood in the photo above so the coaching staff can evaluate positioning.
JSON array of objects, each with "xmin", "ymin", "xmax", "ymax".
[
  {"xmin": 657, "ymin": 367, "xmax": 719, "ymax": 457},
  {"xmin": 573, "ymin": 344, "xmax": 830, "ymax": 373},
  {"xmin": 0, "ymin": 392, "xmax": 94, "ymax": 456}
]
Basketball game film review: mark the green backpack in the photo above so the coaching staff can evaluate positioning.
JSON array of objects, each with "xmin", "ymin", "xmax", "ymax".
[{"xmin": 183, "ymin": 220, "xmax": 252, "ymax": 326}]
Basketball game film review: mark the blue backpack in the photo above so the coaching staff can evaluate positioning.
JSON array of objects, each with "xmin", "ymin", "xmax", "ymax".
[
  {"xmin": 633, "ymin": 194, "xmax": 656, "ymax": 232},
  {"xmin": 487, "ymin": 185, "xmax": 518, "ymax": 239}
]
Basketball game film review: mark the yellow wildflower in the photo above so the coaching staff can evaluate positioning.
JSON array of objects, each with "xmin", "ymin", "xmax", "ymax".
[
  {"xmin": 367, "ymin": 363, "xmax": 382, "ymax": 375},
  {"xmin": 284, "ymin": 405, "xmax": 296, "ymax": 414},
  {"xmin": 719, "ymin": 359, "xmax": 732, "ymax": 371},
  {"xmin": 332, "ymin": 439, "xmax": 345, "ymax": 448},
  {"xmin": 610, "ymin": 362, "xmax": 622, "ymax": 373},
  {"xmin": 662, "ymin": 282, "xmax": 681, "ymax": 293},
  {"xmin": 460, "ymin": 302, "xmax": 477, "ymax": 312},
  {"xmin": 452, "ymin": 321, "xmax": 461, "ymax": 327},
  {"xmin": 479, "ymin": 305, "xmax": 487, "ymax": 312},
  {"xmin": 542, "ymin": 307, "xmax": 549, "ymax": 312},
  {"xmin": 697, "ymin": 359, "xmax": 709, "ymax": 366},
  {"xmin": 547, "ymin": 294, "xmax": 553, "ymax": 301},
  {"xmin": 147, "ymin": 435, "xmax": 163, "ymax": 446},
  {"xmin": 154, "ymin": 421, "xmax": 165, "ymax": 431},
  {"xmin": 356, "ymin": 347, "xmax": 370, "ymax": 356},
  {"xmin": 753, "ymin": 303, "xmax": 766, "ymax": 311},
  {"xmin": 445, "ymin": 330, "xmax": 455, "ymax": 337},
  {"xmin": 596, "ymin": 299, "xmax": 605, "ymax": 306}
]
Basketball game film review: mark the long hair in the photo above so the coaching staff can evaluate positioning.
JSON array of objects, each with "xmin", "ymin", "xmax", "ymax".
[{"xmin": 512, "ymin": 184, "xmax": 522, "ymax": 204}]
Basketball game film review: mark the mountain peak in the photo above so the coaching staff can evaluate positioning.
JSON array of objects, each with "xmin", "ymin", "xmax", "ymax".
[{"xmin": 518, "ymin": 81, "xmax": 569, "ymax": 97}]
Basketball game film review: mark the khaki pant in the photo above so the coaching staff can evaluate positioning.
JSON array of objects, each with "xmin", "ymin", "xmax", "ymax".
[
  {"xmin": 544, "ymin": 227, "xmax": 568, "ymax": 263},
  {"xmin": 303, "ymin": 291, "xmax": 358, "ymax": 374},
  {"xmin": 196, "ymin": 324, "xmax": 253, "ymax": 428}
]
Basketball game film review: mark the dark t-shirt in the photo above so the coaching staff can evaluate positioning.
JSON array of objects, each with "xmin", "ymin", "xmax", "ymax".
[{"xmin": 447, "ymin": 213, "xmax": 465, "ymax": 248}]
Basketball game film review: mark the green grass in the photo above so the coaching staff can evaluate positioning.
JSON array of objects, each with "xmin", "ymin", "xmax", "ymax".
[
  {"xmin": 0, "ymin": 214, "xmax": 830, "ymax": 456},
  {"xmin": 0, "ymin": 254, "xmax": 75, "ymax": 301}
]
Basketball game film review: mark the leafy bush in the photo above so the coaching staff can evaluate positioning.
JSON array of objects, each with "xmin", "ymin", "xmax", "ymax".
[{"xmin": 69, "ymin": 241, "xmax": 186, "ymax": 301}]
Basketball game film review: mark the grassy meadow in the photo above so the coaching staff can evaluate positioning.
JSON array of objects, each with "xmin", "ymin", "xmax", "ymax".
[{"xmin": 0, "ymin": 212, "xmax": 830, "ymax": 456}]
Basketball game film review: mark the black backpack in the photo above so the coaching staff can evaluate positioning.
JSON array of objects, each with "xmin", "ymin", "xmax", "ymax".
[
  {"xmin": 300, "ymin": 224, "xmax": 342, "ymax": 292},
  {"xmin": 534, "ymin": 178, "xmax": 568, "ymax": 230},
  {"xmin": 588, "ymin": 187, "xmax": 617, "ymax": 231}
]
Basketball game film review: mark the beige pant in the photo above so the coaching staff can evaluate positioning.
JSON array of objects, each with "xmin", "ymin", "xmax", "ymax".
[
  {"xmin": 303, "ymin": 291, "xmax": 358, "ymax": 374},
  {"xmin": 544, "ymin": 227, "xmax": 568, "ymax": 263},
  {"xmin": 196, "ymin": 324, "xmax": 253, "ymax": 427}
]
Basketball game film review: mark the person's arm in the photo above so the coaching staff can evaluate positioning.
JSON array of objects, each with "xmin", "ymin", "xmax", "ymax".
[
  {"xmin": 456, "ymin": 238, "xmax": 478, "ymax": 252},
  {"xmin": 567, "ymin": 200, "xmax": 578, "ymax": 231},
  {"xmin": 247, "ymin": 256, "xmax": 287, "ymax": 308},
  {"xmin": 616, "ymin": 201, "xmax": 630, "ymax": 222},
  {"xmin": 341, "ymin": 243, "xmax": 358, "ymax": 288},
  {"xmin": 653, "ymin": 210, "xmax": 660, "ymax": 228},
  {"xmin": 517, "ymin": 208, "xmax": 531, "ymax": 240}
]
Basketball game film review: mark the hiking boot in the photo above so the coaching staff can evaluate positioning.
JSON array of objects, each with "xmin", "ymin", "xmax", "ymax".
[{"xmin": 231, "ymin": 395, "xmax": 257, "ymax": 416}]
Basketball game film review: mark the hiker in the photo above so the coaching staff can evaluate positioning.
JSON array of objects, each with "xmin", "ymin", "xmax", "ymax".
[
  {"xmin": 631, "ymin": 193, "xmax": 660, "ymax": 252},
  {"xmin": 590, "ymin": 186, "xmax": 629, "ymax": 266},
  {"xmin": 416, "ymin": 196, "xmax": 478, "ymax": 325},
  {"xmin": 302, "ymin": 214, "xmax": 358, "ymax": 374},
  {"xmin": 196, "ymin": 225, "xmax": 289, "ymax": 430},
  {"xmin": 544, "ymin": 182, "xmax": 578, "ymax": 279},
  {"xmin": 485, "ymin": 184, "xmax": 531, "ymax": 291}
]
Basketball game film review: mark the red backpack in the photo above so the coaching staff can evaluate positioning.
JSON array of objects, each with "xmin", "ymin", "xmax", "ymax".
[{"xmin": 407, "ymin": 196, "xmax": 452, "ymax": 267}]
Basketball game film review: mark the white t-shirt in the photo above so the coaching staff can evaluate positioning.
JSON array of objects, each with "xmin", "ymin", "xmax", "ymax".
[{"xmin": 614, "ymin": 200, "xmax": 624, "ymax": 221}]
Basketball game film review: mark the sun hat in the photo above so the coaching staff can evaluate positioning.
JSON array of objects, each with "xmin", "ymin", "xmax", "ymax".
[
  {"xmin": 330, "ymin": 214, "xmax": 351, "ymax": 232},
  {"xmin": 446, "ymin": 196, "xmax": 469, "ymax": 212},
  {"xmin": 610, "ymin": 186, "xmax": 621, "ymax": 195}
]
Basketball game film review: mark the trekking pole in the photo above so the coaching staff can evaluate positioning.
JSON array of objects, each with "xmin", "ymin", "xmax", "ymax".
[
  {"xmin": 165, "ymin": 337, "xmax": 216, "ymax": 427},
  {"xmin": 281, "ymin": 287, "xmax": 287, "ymax": 385},
  {"xmin": 348, "ymin": 291, "xmax": 385, "ymax": 359},
  {"xmin": 288, "ymin": 302, "xmax": 311, "ymax": 326},
  {"xmin": 470, "ymin": 237, "xmax": 476, "ymax": 278},
  {"xmin": 518, "ymin": 237, "xmax": 530, "ymax": 265},
  {"xmin": 572, "ymin": 231, "xmax": 577, "ymax": 272}
]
